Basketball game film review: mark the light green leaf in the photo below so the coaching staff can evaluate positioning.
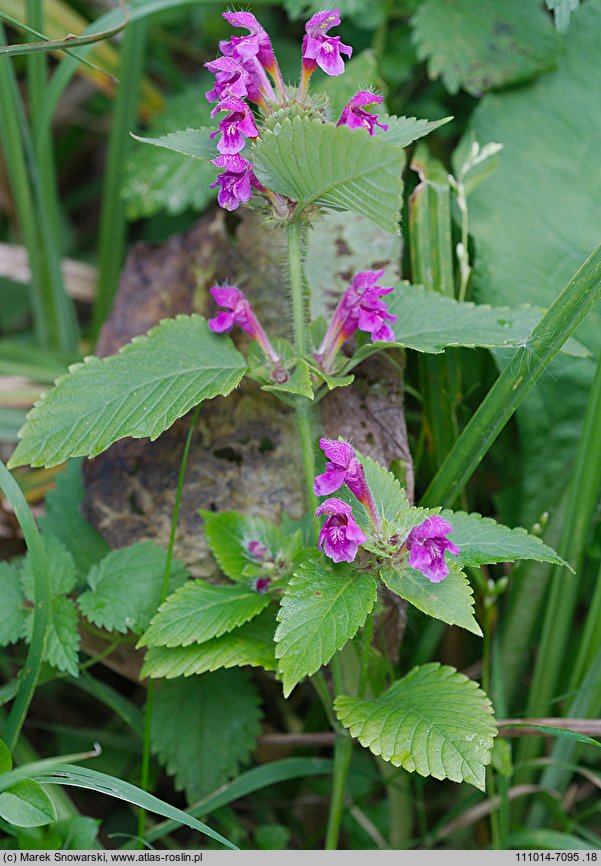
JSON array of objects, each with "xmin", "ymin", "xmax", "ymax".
[
  {"xmin": 375, "ymin": 114, "xmax": 452, "ymax": 149},
  {"xmin": 131, "ymin": 127, "xmax": 216, "ymax": 162},
  {"xmin": 38, "ymin": 459, "xmax": 109, "ymax": 578},
  {"xmin": 380, "ymin": 564, "xmax": 481, "ymax": 636},
  {"xmin": 0, "ymin": 780, "xmax": 57, "ymax": 827},
  {"xmin": 0, "ymin": 561, "xmax": 27, "ymax": 648},
  {"xmin": 465, "ymin": 0, "xmax": 601, "ymax": 523},
  {"xmin": 275, "ymin": 559, "xmax": 378, "ymax": 697},
  {"xmin": 0, "ymin": 739, "xmax": 12, "ymax": 773},
  {"xmin": 141, "ymin": 609, "xmax": 276, "ymax": 679},
  {"xmin": 78, "ymin": 542, "xmax": 189, "ymax": 635},
  {"xmin": 335, "ymin": 454, "xmax": 413, "ymax": 532},
  {"xmin": 261, "ymin": 359, "xmax": 314, "ymax": 400},
  {"xmin": 508, "ymin": 830, "xmax": 594, "ymax": 851},
  {"xmin": 201, "ymin": 510, "xmax": 304, "ymax": 583},
  {"xmin": 335, "ymin": 662, "xmax": 496, "ymax": 789},
  {"xmin": 138, "ymin": 580, "xmax": 271, "ymax": 649},
  {"xmin": 152, "ymin": 670, "xmax": 262, "ymax": 801},
  {"xmin": 9, "ymin": 315, "xmax": 247, "ymax": 469},
  {"xmin": 20, "ymin": 532, "xmax": 76, "ymax": 598},
  {"xmin": 383, "ymin": 284, "xmax": 589, "ymax": 356},
  {"xmin": 441, "ymin": 510, "xmax": 567, "ymax": 568},
  {"xmin": 124, "ymin": 85, "xmax": 217, "ymax": 219},
  {"xmin": 411, "ymin": 0, "xmax": 561, "ymax": 96},
  {"xmin": 252, "ymin": 117, "xmax": 405, "ymax": 233}
]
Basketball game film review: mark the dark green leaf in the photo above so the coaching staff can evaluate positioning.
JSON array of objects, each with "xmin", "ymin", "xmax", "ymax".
[
  {"xmin": 20, "ymin": 533, "xmax": 76, "ymax": 598},
  {"xmin": 0, "ymin": 561, "xmax": 27, "ymax": 648},
  {"xmin": 23, "ymin": 596, "xmax": 80, "ymax": 677},
  {"xmin": 411, "ymin": 0, "xmax": 561, "ymax": 96},
  {"xmin": 152, "ymin": 670, "xmax": 262, "ymax": 801},
  {"xmin": 0, "ymin": 739, "xmax": 12, "ymax": 773}
]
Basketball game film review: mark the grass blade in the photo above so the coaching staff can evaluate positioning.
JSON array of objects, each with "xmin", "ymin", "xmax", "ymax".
[{"xmin": 421, "ymin": 244, "xmax": 601, "ymax": 507}]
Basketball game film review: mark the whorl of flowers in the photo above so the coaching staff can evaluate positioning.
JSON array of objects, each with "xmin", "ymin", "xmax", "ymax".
[{"xmin": 204, "ymin": 9, "xmax": 387, "ymax": 213}]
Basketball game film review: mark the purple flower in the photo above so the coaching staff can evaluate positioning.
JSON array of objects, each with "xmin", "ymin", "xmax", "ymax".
[
  {"xmin": 204, "ymin": 56, "xmax": 252, "ymax": 103},
  {"xmin": 221, "ymin": 11, "xmax": 276, "ymax": 72},
  {"xmin": 316, "ymin": 270, "xmax": 397, "ymax": 371},
  {"xmin": 405, "ymin": 516, "xmax": 460, "ymax": 583},
  {"xmin": 299, "ymin": 8, "xmax": 351, "ymax": 97},
  {"xmin": 209, "ymin": 153, "xmax": 262, "ymax": 211},
  {"xmin": 210, "ymin": 96, "xmax": 259, "ymax": 154},
  {"xmin": 253, "ymin": 576, "xmax": 272, "ymax": 593},
  {"xmin": 314, "ymin": 438, "xmax": 380, "ymax": 528},
  {"xmin": 208, "ymin": 283, "xmax": 282, "ymax": 367},
  {"xmin": 315, "ymin": 498, "xmax": 367, "ymax": 563},
  {"xmin": 247, "ymin": 539, "xmax": 268, "ymax": 561},
  {"xmin": 337, "ymin": 91, "xmax": 388, "ymax": 135}
]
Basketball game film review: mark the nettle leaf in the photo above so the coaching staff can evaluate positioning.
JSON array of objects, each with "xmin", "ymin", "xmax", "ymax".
[
  {"xmin": 141, "ymin": 609, "xmax": 276, "ymax": 679},
  {"xmin": 382, "ymin": 284, "xmax": 589, "ymax": 356},
  {"xmin": 0, "ymin": 780, "xmax": 57, "ymax": 827},
  {"xmin": 138, "ymin": 580, "xmax": 271, "ymax": 649},
  {"xmin": 336, "ymin": 454, "xmax": 415, "ymax": 533},
  {"xmin": 381, "ymin": 564, "xmax": 481, "ymax": 637},
  {"xmin": 0, "ymin": 561, "xmax": 27, "ymax": 648},
  {"xmin": 252, "ymin": 116, "xmax": 405, "ymax": 233},
  {"xmin": 78, "ymin": 542, "xmax": 189, "ymax": 635},
  {"xmin": 9, "ymin": 316, "xmax": 246, "ymax": 469},
  {"xmin": 20, "ymin": 532, "xmax": 76, "ymax": 598},
  {"xmin": 124, "ymin": 85, "xmax": 217, "ymax": 218},
  {"xmin": 201, "ymin": 510, "xmax": 305, "ymax": 583},
  {"xmin": 375, "ymin": 114, "xmax": 452, "ymax": 149},
  {"xmin": 442, "ymin": 510, "xmax": 567, "ymax": 569},
  {"xmin": 151, "ymin": 669, "xmax": 262, "ymax": 802},
  {"xmin": 275, "ymin": 558, "xmax": 378, "ymax": 697},
  {"xmin": 38, "ymin": 459, "xmax": 109, "ymax": 578},
  {"xmin": 131, "ymin": 127, "xmax": 216, "ymax": 162},
  {"xmin": 335, "ymin": 662, "xmax": 497, "ymax": 789},
  {"xmin": 411, "ymin": 0, "xmax": 561, "ymax": 96},
  {"xmin": 262, "ymin": 360, "xmax": 314, "ymax": 400},
  {"xmin": 23, "ymin": 595, "xmax": 80, "ymax": 677}
]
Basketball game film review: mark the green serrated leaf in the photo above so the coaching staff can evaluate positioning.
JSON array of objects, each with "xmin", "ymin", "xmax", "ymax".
[
  {"xmin": 124, "ymin": 85, "xmax": 217, "ymax": 219},
  {"xmin": 141, "ymin": 609, "xmax": 277, "ymax": 679},
  {"xmin": 442, "ymin": 509, "xmax": 567, "ymax": 568},
  {"xmin": 411, "ymin": 0, "xmax": 561, "ymax": 96},
  {"xmin": 138, "ymin": 580, "xmax": 271, "ymax": 649},
  {"xmin": 131, "ymin": 127, "xmax": 217, "ymax": 162},
  {"xmin": 335, "ymin": 662, "xmax": 496, "ymax": 789},
  {"xmin": 0, "ymin": 780, "xmax": 57, "ymax": 827},
  {"xmin": 275, "ymin": 558, "xmax": 378, "ymax": 697},
  {"xmin": 38, "ymin": 459, "xmax": 109, "ymax": 578},
  {"xmin": 9, "ymin": 316, "xmax": 246, "ymax": 469},
  {"xmin": 151, "ymin": 669, "xmax": 262, "ymax": 801},
  {"xmin": 334, "ymin": 454, "xmax": 412, "ymax": 533},
  {"xmin": 201, "ymin": 510, "xmax": 305, "ymax": 583},
  {"xmin": 375, "ymin": 114, "xmax": 452, "ymax": 148},
  {"xmin": 252, "ymin": 117, "xmax": 404, "ymax": 233},
  {"xmin": 0, "ymin": 561, "xmax": 27, "ymax": 648},
  {"xmin": 78, "ymin": 542, "xmax": 189, "ymax": 635},
  {"xmin": 20, "ymin": 532, "xmax": 76, "ymax": 598},
  {"xmin": 304, "ymin": 357, "xmax": 354, "ymax": 391},
  {"xmin": 384, "ymin": 284, "xmax": 588, "ymax": 356},
  {"xmin": 23, "ymin": 595, "xmax": 80, "ymax": 677},
  {"xmin": 0, "ymin": 739, "xmax": 12, "ymax": 774},
  {"xmin": 381, "ymin": 563, "xmax": 481, "ymax": 636}
]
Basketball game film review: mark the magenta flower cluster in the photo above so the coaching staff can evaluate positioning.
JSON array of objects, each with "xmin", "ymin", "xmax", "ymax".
[
  {"xmin": 314, "ymin": 439, "xmax": 460, "ymax": 581},
  {"xmin": 204, "ymin": 9, "xmax": 387, "ymax": 213},
  {"xmin": 316, "ymin": 270, "xmax": 397, "ymax": 372}
]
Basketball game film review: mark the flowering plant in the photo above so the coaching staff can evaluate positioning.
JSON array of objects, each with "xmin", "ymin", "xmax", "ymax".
[{"xmin": 6, "ymin": 5, "xmax": 570, "ymax": 851}]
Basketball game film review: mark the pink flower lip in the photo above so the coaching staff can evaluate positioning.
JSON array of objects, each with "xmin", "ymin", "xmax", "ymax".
[
  {"xmin": 405, "ymin": 516, "xmax": 460, "ymax": 583},
  {"xmin": 315, "ymin": 498, "xmax": 367, "ymax": 563}
]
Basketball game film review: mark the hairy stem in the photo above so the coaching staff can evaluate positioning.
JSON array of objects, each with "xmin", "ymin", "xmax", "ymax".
[{"xmin": 137, "ymin": 405, "xmax": 201, "ymax": 841}]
